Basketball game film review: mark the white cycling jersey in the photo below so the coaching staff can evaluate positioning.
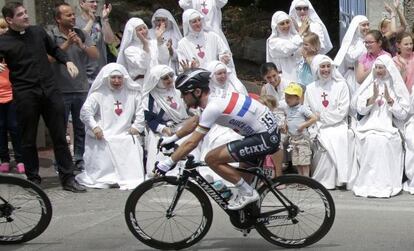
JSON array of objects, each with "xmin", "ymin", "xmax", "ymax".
[{"xmin": 199, "ymin": 90, "xmax": 277, "ymax": 136}]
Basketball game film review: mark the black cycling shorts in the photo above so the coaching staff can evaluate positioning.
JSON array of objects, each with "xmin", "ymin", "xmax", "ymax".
[{"xmin": 227, "ymin": 129, "xmax": 280, "ymax": 166}]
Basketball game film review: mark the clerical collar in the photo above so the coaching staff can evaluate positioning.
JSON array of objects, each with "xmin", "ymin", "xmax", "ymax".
[{"xmin": 19, "ymin": 30, "xmax": 26, "ymax": 35}]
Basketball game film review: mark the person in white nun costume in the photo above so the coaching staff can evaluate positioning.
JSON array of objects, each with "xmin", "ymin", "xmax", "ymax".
[
  {"xmin": 351, "ymin": 54, "xmax": 410, "ymax": 198},
  {"xmin": 177, "ymin": 9, "xmax": 234, "ymax": 73},
  {"xmin": 148, "ymin": 9, "xmax": 183, "ymax": 74},
  {"xmin": 207, "ymin": 60, "xmax": 247, "ymax": 94},
  {"xmin": 333, "ymin": 15, "xmax": 370, "ymax": 189},
  {"xmin": 266, "ymin": 11, "xmax": 302, "ymax": 83},
  {"xmin": 117, "ymin": 17, "xmax": 168, "ymax": 89},
  {"xmin": 142, "ymin": 65, "xmax": 193, "ymax": 174},
  {"xmin": 304, "ymin": 55, "xmax": 350, "ymax": 190},
  {"xmin": 403, "ymin": 86, "xmax": 414, "ymax": 194},
  {"xmin": 178, "ymin": 0, "xmax": 231, "ymax": 52},
  {"xmin": 289, "ymin": 0, "xmax": 333, "ymax": 54},
  {"xmin": 334, "ymin": 15, "xmax": 370, "ymax": 99},
  {"xmin": 76, "ymin": 63, "xmax": 145, "ymax": 190}
]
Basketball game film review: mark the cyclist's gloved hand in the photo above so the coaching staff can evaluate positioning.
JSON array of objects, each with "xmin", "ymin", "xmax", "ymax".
[
  {"xmin": 158, "ymin": 134, "xmax": 179, "ymax": 152},
  {"xmin": 153, "ymin": 157, "xmax": 176, "ymax": 176}
]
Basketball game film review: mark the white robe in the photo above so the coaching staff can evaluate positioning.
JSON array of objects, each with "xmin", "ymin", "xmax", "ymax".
[
  {"xmin": 177, "ymin": 31, "xmax": 228, "ymax": 70},
  {"xmin": 266, "ymin": 34, "xmax": 302, "ymax": 83},
  {"xmin": 77, "ymin": 87, "xmax": 145, "ymax": 190},
  {"xmin": 403, "ymin": 89, "xmax": 414, "ymax": 194},
  {"xmin": 353, "ymin": 82, "xmax": 405, "ymax": 197},
  {"xmin": 149, "ymin": 9, "xmax": 183, "ymax": 74},
  {"xmin": 305, "ymin": 79, "xmax": 350, "ymax": 189}
]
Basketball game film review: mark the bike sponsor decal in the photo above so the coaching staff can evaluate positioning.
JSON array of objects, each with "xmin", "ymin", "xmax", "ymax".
[
  {"xmin": 130, "ymin": 212, "xmax": 152, "ymax": 240},
  {"xmin": 195, "ymin": 176, "xmax": 227, "ymax": 209},
  {"xmin": 186, "ymin": 216, "xmax": 207, "ymax": 243},
  {"xmin": 0, "ymin": 235, "xmax": 24, "ymax": 241},
  {"xmin": 315, "ymin": 189, "xmax": 331, "ymax": 218}
]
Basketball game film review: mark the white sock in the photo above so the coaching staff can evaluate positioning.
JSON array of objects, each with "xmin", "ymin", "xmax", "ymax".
[{"xmin": 236, "ymin": 178, "xmax": 253, "ymax": 195}]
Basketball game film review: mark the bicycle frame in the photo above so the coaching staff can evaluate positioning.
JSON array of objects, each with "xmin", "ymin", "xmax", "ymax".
[{"xmin": 165, "ymin": 158, "xmax": 300, "ymax": 228}]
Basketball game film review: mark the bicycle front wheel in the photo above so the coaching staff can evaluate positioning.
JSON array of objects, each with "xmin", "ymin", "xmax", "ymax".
[
  {"xmin": 256, "ymin": 175, "xmax": 335, "ymax": 248},
  {"xmin": 0, "ymin": 175, "xmax": 53, "ymax": 244},
  {"xmin": 125, "ymin": 176, "xmax": 213, "ymax": 250}
]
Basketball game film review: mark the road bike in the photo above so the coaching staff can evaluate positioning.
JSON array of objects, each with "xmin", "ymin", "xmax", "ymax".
[
  {"xmin": 0, "ymin": 174, "xmax": 53, "ymax": 244},
  {"xmin": 125, "ymin": 155, "xmax": 335, "ymax": 250}
]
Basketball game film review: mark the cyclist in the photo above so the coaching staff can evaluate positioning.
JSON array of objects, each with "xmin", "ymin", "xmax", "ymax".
[{"xmin": 154, "ymin": 68, "xmax": 281, "ymax": 210}]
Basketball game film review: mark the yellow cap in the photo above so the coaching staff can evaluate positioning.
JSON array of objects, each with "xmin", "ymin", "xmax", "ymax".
[{"xmin": 284, "ymin": 82, "xmax": 303, "ymax": 97}]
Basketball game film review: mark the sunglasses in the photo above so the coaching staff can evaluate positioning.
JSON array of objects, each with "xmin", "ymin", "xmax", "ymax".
[
  {"xmin": 160, "ymin": 72, "xmax": 174, "ymax": 81},
  {"xmin": 295, "ymin": 6, "xmax": 309, "ymax": 11}
]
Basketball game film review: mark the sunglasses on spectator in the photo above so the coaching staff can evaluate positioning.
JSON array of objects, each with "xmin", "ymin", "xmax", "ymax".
[
  {"xmin": 295, "ymin": 6, "xmax": 309, "ymax": 11},
  {"xmin": 160, "ymin": 72, "xmax": 174, "ymax": 81}
]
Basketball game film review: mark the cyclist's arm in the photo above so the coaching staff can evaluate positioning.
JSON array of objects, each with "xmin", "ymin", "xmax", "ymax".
[
  {"xmin": 171, "ymin": 128, "xmax": 208, "ymax": 163},
  {"xmin": 175, "ymin": 115, "xmax": 199, "ymax": 138}
]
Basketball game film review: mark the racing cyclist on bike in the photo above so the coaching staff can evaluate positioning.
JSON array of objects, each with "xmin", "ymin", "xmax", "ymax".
[{"xmin": 154, "ymin": 69, "xmax": 281, "ymax": 210}]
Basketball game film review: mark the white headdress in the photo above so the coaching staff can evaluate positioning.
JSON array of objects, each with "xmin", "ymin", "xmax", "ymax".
[
  {"xmin": 88, "ymin": 63, "xmax": 140, "ymax": 95},
  {"xmin": 333, "ymin": 15, "xmax": 368, "ymax": 70},
  {"xmin": 289, "ymin": 0, "xmax": 333, "ymax": 54},
  {"xmin": 142, "ymin": 65, "xmax": 188, "ymax": 123},
  {"xmin": 182, "ymin": 9, "xmax": 208, "ymax": 36},
  {"xmin": 150, "ymin": 8, "xmax": 183, "ymax": 44},
  {"xmin": 116, "ymin": 18, "xmax": 147, "ymax": 68},
  {"xmin": 206, "ymin": 60, "xmax": 247, "ymax": 94}
]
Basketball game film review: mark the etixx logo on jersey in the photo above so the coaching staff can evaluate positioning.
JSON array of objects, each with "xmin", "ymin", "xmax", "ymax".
[{"xmin": 239, "ymin": 144, "xmax": 269, "ymax": 157}]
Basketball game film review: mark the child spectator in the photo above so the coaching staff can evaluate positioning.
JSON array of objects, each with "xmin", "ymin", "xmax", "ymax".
[{"xmin": 284, "ymin": 83, "xmax": 318, "ymax": 185}]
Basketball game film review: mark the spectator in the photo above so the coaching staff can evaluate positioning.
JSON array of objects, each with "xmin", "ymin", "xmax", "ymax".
[
  {"xmin": 284, "ymin": 83, "xmax": 318, "ymax": 184},
  {"xmin": 177, "ymin": 9, "xmax": 233, "ymax": 72},
  {"xmin": 77, "ymin": 63, "xmax": 145, "ymax": 189},
  {"xmin": 49, "ymin": 2, "xmax": 99, "ymax": 171},
  {"xmin": 297, "ymin": 31, "xmax": 320, "ymax": 87},
  {"xmin": 352, "ymin": 54, "xmax": 410, "ymax": 197},
  {"xmin": 289, "ymin": 0, "xmax": 332, "ymax": 54},
  {"xmin": 393, "ymin": 32, "xmax": 414, "ymax": 93},
  {"xmin": 304, "ymin": 55, "xmax": 350, "ymax": 190},
  {"xmin": 334, "ymin": 15, "xmax": 369, "ymax": 99},
  {"xmin": 0, "ymin": 2, "xmax": 85, "ymax": 192},
  {"xmin": 266, "ymin": 11, "xmax": 302, "ymax": 83},
  {"xmin": 356, "ymin": 30, "xmax": 390, "ymax": 84},
  {"xmin": 0, "ymin": 17, "xmax": 23, "ymax": 174},
  {"xmin": 117, "ymin": 17, "xmax": 168, "ymax": 89},
  {"xmin": 142, "ymin": 65, "xmax": 190, "ymax": 174},
  {"xmin": 403, "ymin": 85, "xmax": 414, "ymax": 194},
  {"xmin": 149, "ymin": 9, "xmax": 183, "ymax": 74},
  {"xmin": 77, "ymin": 0, "xmax": 116, "ymax": 83},
  {"xmin": 379, "ymin": 0, "xmax": 407, "ymax": 56}
]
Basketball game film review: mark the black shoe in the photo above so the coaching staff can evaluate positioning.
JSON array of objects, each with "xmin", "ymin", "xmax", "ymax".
[{"xmin": 63, "ymin": 179, "xmax": 87, "ymax": 193}]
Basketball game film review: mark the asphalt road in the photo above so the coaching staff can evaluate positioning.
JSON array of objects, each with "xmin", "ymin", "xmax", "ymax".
[{"xmin": 2, "ymin": 173, "xmax": 414, "ymax": 251}]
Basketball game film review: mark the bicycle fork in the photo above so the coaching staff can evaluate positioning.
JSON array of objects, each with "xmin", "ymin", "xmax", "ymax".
[{"xmin": 165, "ymin": 176, "xmax": 189, "ymax": 219}]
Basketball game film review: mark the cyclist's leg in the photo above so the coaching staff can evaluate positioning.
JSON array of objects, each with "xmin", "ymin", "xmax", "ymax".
[{"xmin": 204, "ymin": 145, "xmax": 241, "ymax": 184}]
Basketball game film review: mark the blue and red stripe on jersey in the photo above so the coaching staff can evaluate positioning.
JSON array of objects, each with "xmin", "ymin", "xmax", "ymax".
[{"xmin": 223, "ymin": 92, "xmax": 252, "ymax": 117}]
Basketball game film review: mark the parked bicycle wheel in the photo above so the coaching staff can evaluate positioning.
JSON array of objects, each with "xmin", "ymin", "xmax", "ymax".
[
  {"xmin": 0, "ymin": 175, "xmax": 53, "ymax": 244},
  {"xmin": 256, "ymin": 175, "xmax": 335, "ymax": 248},
  {"xmin": 125, "ymin": 176, "xmax": 213, "ymax": 250}
]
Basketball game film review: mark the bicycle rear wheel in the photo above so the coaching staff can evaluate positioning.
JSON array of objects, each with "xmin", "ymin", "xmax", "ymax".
[
  {"xmin": 0, "ymin": 175, "xmax": 53, "ymax": 244},
  {"xmin": 256, "ymin": 175, "xmax": 335, "ymax": 248},
  {"xmin": 125, "ymin": 176, "xmax": 213, "ymax": 250}
]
